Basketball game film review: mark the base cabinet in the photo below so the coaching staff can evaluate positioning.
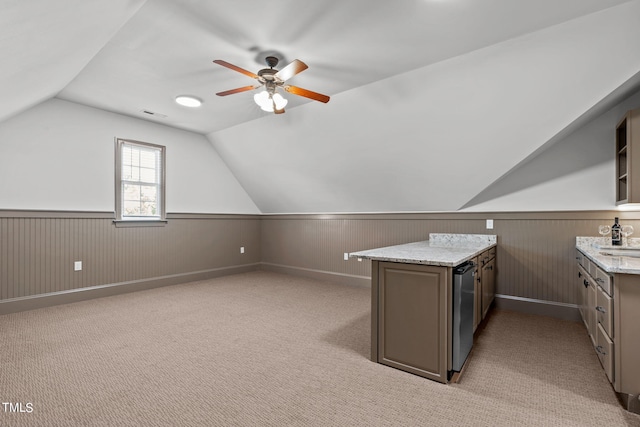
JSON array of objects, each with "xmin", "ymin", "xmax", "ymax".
[
  {"xmin": 473, "ymin": 256, "xmax": 482, "ymax": 331},
  {"xmin": 374, "ymin": 261, "xmax": 450, "ymax": 383},
  {"xmin": 474, "ymin": 248, "xmax": 496, "ymax": 330},
  {"xmin": 577, "ymin": 249, "xmax": 640, "ymax": 398},
  {"xmin": 481, "ymin": 257, "xmax": 496, "ymax": 319},
  {"xmin": 613, "ymin": 275, "xmax": 640, "ymax": 396}
]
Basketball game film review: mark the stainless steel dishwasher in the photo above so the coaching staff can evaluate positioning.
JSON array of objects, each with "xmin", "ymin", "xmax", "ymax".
[{"xmin": 452, "ymin": 261, "xmax": 476, "ymax": 372}]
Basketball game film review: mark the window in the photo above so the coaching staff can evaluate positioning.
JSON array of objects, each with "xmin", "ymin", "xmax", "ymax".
[{"xmin": 115, "ymin": 138, "xmax": 165, "ymax": 222}]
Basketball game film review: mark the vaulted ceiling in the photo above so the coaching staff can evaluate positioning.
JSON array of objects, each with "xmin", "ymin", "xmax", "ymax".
[{"xmin": 3, "ymin": 0, "xmax": 640, "ymax": 213}]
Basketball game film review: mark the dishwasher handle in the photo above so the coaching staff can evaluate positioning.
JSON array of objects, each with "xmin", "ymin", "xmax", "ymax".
[{"xmin": 454, "ymin": 261, "xmax": 475, "ymax": 275}]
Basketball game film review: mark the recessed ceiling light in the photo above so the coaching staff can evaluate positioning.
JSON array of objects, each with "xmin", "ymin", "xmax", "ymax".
[{"xmin": 175, "ymin": 95, "xmax": 202, "ymax": 108}]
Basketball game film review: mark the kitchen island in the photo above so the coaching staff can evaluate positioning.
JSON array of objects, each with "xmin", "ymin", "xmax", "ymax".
[
  {"xmin": 350, "ymin": 233, "xmax": 496, "ymax": 383},
  {"xmin": 575, "ymin": 237, "xmax": 640, "ymax": 414}
]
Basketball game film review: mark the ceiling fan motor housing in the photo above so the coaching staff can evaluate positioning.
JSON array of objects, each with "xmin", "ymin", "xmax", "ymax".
[{"xmin": 265, "ymin": 56, "xmax": 279, "ymax": 68}]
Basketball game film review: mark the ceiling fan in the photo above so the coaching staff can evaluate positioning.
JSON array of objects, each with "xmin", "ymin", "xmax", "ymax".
[{"xmin": 213, "ymin": 56, "xmax": 330, "ymax": 114}]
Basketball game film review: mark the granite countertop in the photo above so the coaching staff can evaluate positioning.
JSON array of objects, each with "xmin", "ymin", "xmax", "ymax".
[
  {"xmin": 576, "ymin": 236, "xmax": 640, "ymax": 275},
  {"xmin": 349, "ymin": 233, "xmax": 497, "ymax": 267}
]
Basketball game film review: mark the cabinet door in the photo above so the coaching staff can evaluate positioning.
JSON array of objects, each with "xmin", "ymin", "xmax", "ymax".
[
  {"xmin": 482, "ymin": 258, "xmax": 496, "ymax": 319},
  {"xmin": 378, "ymin": 262, "xmax": 449, "ymax": 383},
  {"xmin": 473, "ymin": 256, "xmax": 482, "ymax": 332},
  {"xmin": 587, "ymin": 278, "xmax": 597, "ymax": 346},
  {"xmin": 596, "ymin": 323, "xmax": 614, "ymax": 384},
  {"xmin": 577, "ymin": 265, "xmax": 589, "ymax": 327},
  {"xmin": 613, "ymin": 274, "xmax": 640, "ymax": 395}
]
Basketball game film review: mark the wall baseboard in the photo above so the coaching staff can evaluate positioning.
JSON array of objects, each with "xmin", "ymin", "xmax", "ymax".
[
  {"xmin": 262, "ymin": 264, "xmax": 582, "ymax": 321},
  {"xmin": 0, "ymin": 263, "xmax": 260, "ymax": 316},
  {"xmin": 260, "ymin": 263, "xmax": 371, "ymax": 288},
  {"xmin": 1, "ymin": 263, "xmax": 582, "ymax": 323},
  {"xmin": 494, "ymin": 294, "xmax": 581, "ymax": 322},
  {"xmin": 262, "ymin": 265, "xmax": 582, "ymax": 321}
]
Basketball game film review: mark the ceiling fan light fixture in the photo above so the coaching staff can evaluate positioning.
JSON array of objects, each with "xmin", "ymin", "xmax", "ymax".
[
  {"xmin": 175, "ymin": 95, "xmax": 202, "ymax": 108},
  {"xmin": 272, "ymin": 93, "xmax": 288, "ymax": 109},
  {"xmin": 254, "ymin": 90, "xmax": 288, "ymax": 112}
]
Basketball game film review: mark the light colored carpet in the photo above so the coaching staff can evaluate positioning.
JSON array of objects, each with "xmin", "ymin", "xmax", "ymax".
[{"xmin": 1, "ymin": 271, "xmax": 639, "ymax": 426}]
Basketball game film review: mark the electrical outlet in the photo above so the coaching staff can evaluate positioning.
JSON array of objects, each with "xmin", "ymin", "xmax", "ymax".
[
  {"xmin": 74, "ymin": 261, "xmax": 82, "ymax": 271},
  {"xmin": 240, "ymin": 246, "xmax": 245, "ymax": 254},
  {"xmin": 486, "ymin": 219, "xmax": 494, "ymax": 229},
  {"xmin": 344, "ymin": 252, "xmax": 349, "ymax": 261}
]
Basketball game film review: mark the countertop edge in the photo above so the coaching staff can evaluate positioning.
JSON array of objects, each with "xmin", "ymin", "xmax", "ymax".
[
  {"xmin": 576, "ymin": 240, "xmax": 640, "ymax": 275},
  {"xmin": 350, "ymin": 241, "xmax": 497, "ymax": 267}
]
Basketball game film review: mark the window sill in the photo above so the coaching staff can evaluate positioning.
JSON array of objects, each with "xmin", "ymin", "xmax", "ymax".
[{"xmin": 113, "ymin": 219, "xmax": 168, "ymax": 228}]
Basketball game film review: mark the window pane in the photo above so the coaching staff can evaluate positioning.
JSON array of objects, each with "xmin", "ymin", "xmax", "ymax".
[
  {"xmin": 139, "ymin": 150, "xmax": 156, "ymax": 168},
  {"xmin": 140, "ymin": 201, "xmax": 158, "ymax": 216},
  {"xmin": 130, "ymin": 151, "xmax": 140, "ymax": 167},
  {"xmin": 123, "ymin": 183, "xmax": 141, "ymax": 201},
  {"xmin": 140, "ymin": 185, "xmax": 157, "ymax": 202},
  {"xmin": 122, "ymin": 165, "xmax": 132, "ymax": 180},
  {"xmin": 140, "ymin": 167, "xmax": 156, "ymax": 183},
  {"xmin": 122, "ymin": 147, "xmax": 133, "ymax": 165},
  {"xmin": 123, "ymin": 200, "xmax": 141, "ymax": 216}
]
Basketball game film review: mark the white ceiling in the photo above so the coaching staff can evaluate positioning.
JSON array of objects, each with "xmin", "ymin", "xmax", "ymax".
[
  {"xmin": 2, "ymin": 0, "xmax": 633, "ymax": 134},
  {"xmin": 3, "ymin": 0, "xmax": 640, "ymax": 214}
]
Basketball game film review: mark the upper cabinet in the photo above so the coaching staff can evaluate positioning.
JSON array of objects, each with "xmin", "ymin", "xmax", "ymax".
[{"xmin": 616, "ymin": 109, "xmax": 640, "ymax": 204}]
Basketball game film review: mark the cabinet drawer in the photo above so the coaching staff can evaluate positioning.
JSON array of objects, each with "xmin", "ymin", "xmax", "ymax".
[
  {"xmin": 594, "ymin": 267, "xmax": 612, "ymax": 296},
  {"xmin": 587, "ymin": 278, "xmax": 597, "ymax": 346},
  {"xmin": 596, "ymin": 285, "xmax": 614, "ymax": 338},
  {"xmin": 577, "ymin": 265, "xmax": 589, "ymax": 327},
  {"xmin": 582, "ymin": 256, "xmax": 591, "ymax": 274},
  {"xmin": 576, "ymin": 250, "xmax": 585, "ymax": 269},
  {"xmin": 486, "ymin": 246, "xmax": 496, "ymax": 260},
  {"xmin": 595, "ymin": 323, "xmax": 614, "ymax": 384},
  {"xmin": 480, "ymin": 251, "xmax": 490, "ymax": 266},
  {"xmin": 588, "ymin": 259, "xmax": 597, "ymax": 279}
]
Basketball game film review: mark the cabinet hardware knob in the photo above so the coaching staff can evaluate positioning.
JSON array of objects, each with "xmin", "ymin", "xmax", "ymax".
[
  {"xmin": 595, "ymin": 345, "xmax": 607, "ymax": 356},
  {"xmin": 596, "ymin": 306, "xmax": 606, "ymax": 313},
  {"xmin": 595, "ymin": 277, "xmax": 604, "ymax": 283},
  {"xmin": 578, "ymin": 272, "xmax": 582, "ymax": 278},
  {"xmin": 583, "ymin": 280, "xmax": 589, "ymax": 287}
]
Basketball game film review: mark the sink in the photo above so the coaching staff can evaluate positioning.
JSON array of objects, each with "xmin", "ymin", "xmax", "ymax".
[
  {"xmin": 600, "ymin": 250, "xmax": 640, "ymax": 258},
  {"xmin": 595, "ymin": 244, "xmax": 640, "ymax": 250}
]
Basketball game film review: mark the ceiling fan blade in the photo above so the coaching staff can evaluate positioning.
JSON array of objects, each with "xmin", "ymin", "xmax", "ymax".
[
  {"xmin": 284, "ymin": 85, "xmax": 330, "ymax": 103},
  {"xmin": 216, "ymin": 85, "xmax": 259, "ymax": 96},
  {"xmin": 274, "ymin": 59, "xmax": 308, "ymax": 81},
  {"xmin": 213, "ymin": 60, "xmax": 259, "ymax": 79}
]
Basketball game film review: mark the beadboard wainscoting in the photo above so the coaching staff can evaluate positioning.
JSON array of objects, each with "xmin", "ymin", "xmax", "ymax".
[
  {"xmin": 261, "ymin": 212, "xmax": 640, "ymax": 320},
  {"xmin": 3, "ymin": 210, "xmax": 640, "ymax": 319},
  {"xmin": 0, "ymin": 211, "xmax": 261, "ymax": 314}
]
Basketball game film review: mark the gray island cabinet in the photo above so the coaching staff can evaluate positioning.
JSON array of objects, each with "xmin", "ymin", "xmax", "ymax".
[{"xmin": 350, "ymin": 234, "xmax": 497, "ymax": 383}]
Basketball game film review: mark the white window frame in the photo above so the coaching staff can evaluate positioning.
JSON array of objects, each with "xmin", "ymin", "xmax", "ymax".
[{"xmin": 115, "ymin": 138, "xmax": 166, "ymax": 224}]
